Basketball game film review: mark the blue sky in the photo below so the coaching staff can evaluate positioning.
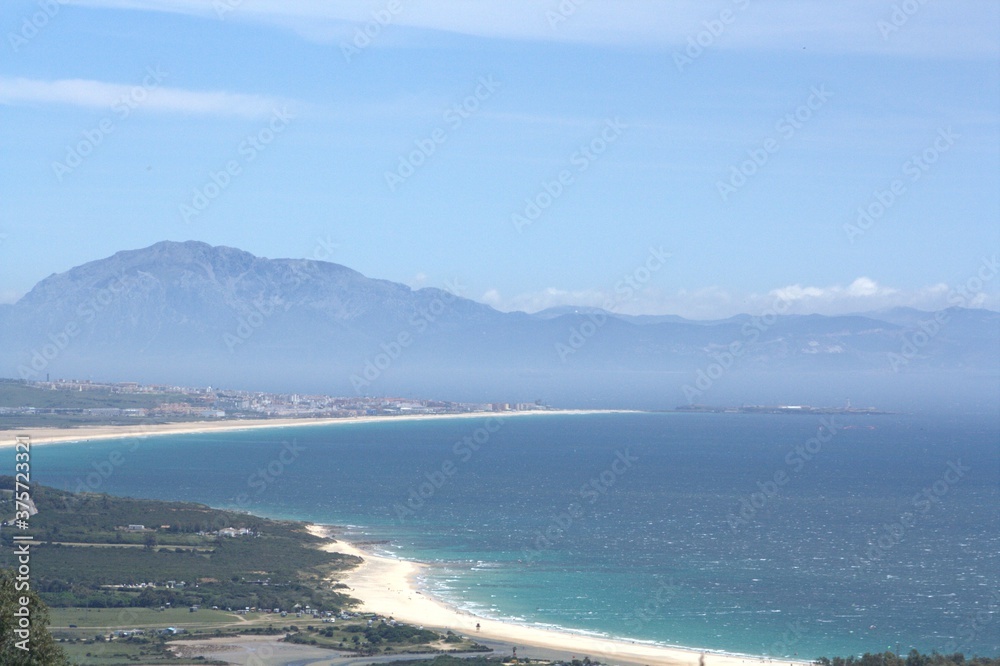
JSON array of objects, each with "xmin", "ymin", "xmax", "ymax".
[{"xmin": 1, "ymin": 0, "xmax": 998, "ymax": 318}]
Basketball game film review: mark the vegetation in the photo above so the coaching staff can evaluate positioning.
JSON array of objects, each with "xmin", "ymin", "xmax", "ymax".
[
  {"xmin": 0, "ymin": 568, "xmax": 70, "ymax": 665},
  {"xmin": 354, "ymin": 621, "xmax": 440, "ymax": 645},
  {"xmin": 370, "ymin": 657, "xmax": 596, "ymax": 666},
  {"xmin": 286, "ymin": 620, "xmax": 489, "ymax": 655},
  {"xmin": 0, "ymin": 479, "xmax": 358, "ymax": 613},
  {"xmin": 0, "ymin": 479, "xmax": 494, "ymax": 664},
  {"xmin": 55, "ymin": 631, "xmax": 228, "ymax": 666},
  {"xmin": 0, "ymin": 379, "xmax": 195, "ymax": 411},
  {"xmin": 816, "ymin": 653, "xmax": 1000, "ymax": 666}
]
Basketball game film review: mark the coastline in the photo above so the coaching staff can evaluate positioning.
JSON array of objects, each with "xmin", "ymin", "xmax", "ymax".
[
  {"xmin": 307, "ymin": 525, "xmax": 810, "ymax": 666},
  {"xmin": 0, "ymin": 409, "xmax": 636, "ymax": 448},
  {"xmin": 7, "ymin": 410, "xmax": 807, "ymax": 663}
]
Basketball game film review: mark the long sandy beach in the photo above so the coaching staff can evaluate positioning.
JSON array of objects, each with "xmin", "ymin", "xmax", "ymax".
[
  {"xmin": 2, "ymin": 411, "xmax": 810, "ymax": 665},
  {"xmin": 0, "ymin": 409, "xmax": 631, "ymax": 448},
  {"xmin": 307, "ymin": 525, "xmax": 806, "ymax": 666}
]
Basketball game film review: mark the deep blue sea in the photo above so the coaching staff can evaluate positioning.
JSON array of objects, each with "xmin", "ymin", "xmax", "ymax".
[{"xmin": 31, "ymin": 412, "xmax": 1000, "ymax": 658}]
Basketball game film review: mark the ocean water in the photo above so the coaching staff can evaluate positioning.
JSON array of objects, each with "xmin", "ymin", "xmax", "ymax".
[{"xmin": 30, "ymin": 412, "xmax": 1000, "ymax": 658}]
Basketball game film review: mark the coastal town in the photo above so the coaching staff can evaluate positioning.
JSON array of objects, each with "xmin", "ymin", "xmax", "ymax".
[
  {"xmin": 0, "ymin": 377, "xmax": 890, "ymax": 429},
  {"xmin": 0, "ymin": 377, "xmax": 549, "ymax": 426}
]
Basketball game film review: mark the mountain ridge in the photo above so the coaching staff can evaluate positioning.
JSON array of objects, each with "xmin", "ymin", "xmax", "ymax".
[{"xmin": 1, "ymin": 241, "xmax": 996, "ymax": 410}]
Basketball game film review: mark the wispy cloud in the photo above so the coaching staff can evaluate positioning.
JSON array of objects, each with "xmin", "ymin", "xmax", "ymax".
[
  {"xmin": 0, "ymin": 75, "xmax": 294, "ymax": 118},
  {"xmin": 62, "ymin": 0, "xmax": 999, "ymax": 58},
  {"xmin": 483, "ymin": 278, "xmax": 998, "ymax": 319}
]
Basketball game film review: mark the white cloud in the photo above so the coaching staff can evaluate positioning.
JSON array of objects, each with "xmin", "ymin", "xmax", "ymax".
[
  {"xmin": 61, "ymin": 0, "xmax": 999, "ymax": 58},
  {"xmin": 483, "ymin": 278, "xmax": 999, "ymax": 320},
  {"xmin": 0, "ymin": 76, "xmax": 294, "ymax": 118},
  {"xmin": 771, "ymin": 277, "xmax": 899, "ymax": 304},
  {"xmin": 482, "ymin": 286, "xmax": 613, "ymax": 314}
]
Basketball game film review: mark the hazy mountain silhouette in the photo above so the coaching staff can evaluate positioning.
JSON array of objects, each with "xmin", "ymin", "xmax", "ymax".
[{"xmin": 1, "ymin": 241, "xmax": 996, "ymax": 411}]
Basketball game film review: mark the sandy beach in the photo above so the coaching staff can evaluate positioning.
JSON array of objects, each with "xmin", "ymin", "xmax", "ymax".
[
  {"xmin": 0, "ymin": 409, "xmax": 633, "ymax": 448},
  {"xmin": 3, "ymin": 411, "xmax": 811, "ymax": 665},
  {"xmin": 308, "ymin": 525, "xmax": 807, "ymax": 666},
  {"xmin": 5, "ymin": 410, "xmax": 801, "ymax": 665}
]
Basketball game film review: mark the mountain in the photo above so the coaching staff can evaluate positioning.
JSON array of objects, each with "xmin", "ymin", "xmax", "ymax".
[
  {"xmin": 532, "ymin": 306, "xmax": 704, "ymax": 326},
  {"xmin": 1, "ymin": 241, "xmax": 997, "ymax": 411}
]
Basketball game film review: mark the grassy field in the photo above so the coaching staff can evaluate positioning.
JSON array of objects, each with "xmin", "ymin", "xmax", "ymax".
[{"xmin": 51, "ymin": 606, "xmax": 251, "ymax": 631}]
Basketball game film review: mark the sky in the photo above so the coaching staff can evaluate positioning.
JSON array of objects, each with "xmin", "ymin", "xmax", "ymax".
[{"xmin": 1, "ymin": 0, "xmax": 998, "ymax": 319}]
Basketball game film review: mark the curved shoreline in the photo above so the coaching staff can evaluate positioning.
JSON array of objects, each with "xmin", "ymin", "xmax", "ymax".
[
  {"xmin": 308, "ymin": 525, "xmax": 811, "ymax": 666},
  {"xmin": 0, "ymin": 409, "xmax": 640, "ymax": 448}
]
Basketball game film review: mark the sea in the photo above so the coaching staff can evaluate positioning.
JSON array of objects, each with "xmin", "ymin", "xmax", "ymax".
[{"xmin": 30, "ymin": 411, "xmax": 1000, "ymax": 658}]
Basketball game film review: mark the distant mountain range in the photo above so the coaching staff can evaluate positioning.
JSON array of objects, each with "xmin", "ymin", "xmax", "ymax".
[{"xmin": 1, "ymin": 241, "xmax": 997, "ymax": 411}]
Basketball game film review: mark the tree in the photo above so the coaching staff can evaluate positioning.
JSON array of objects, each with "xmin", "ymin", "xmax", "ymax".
[
  {"xmin": 907, "ymin": 649, "xmax": 927, "ymax": 666},
  {"xmin": 0, "ymin": 568, "xmax": 69, "ymax": 665}
]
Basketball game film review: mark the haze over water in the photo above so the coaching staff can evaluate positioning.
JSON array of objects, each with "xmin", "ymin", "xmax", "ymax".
[{"xmin": 34, "ymin": 412, "xmax": 1000, "ymax": 657}]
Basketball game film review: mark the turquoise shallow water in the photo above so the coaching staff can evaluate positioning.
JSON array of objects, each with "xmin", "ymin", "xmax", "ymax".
[{"xmin": 30, "ymin": 412, "xmax": 1000, "ymax": 658}]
